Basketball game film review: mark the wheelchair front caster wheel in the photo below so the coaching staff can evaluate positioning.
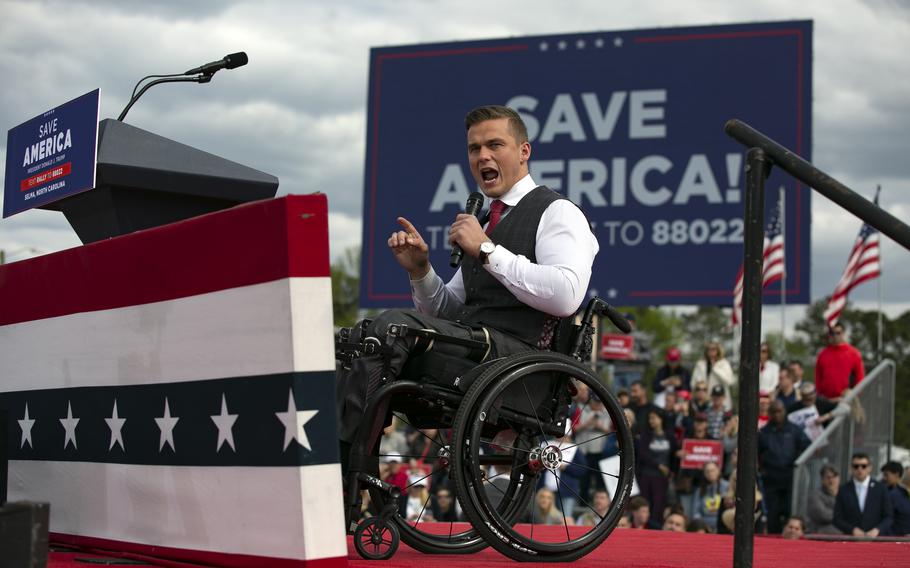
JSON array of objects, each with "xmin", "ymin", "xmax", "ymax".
[{"xmin": 354, "ymin": 517, "xmax": 400, "ymax": 560}]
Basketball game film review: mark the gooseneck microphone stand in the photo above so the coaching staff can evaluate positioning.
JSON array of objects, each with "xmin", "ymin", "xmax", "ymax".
[{"xmin": 117, "ymin": 74, "xmax": 212, "ymax": 122}]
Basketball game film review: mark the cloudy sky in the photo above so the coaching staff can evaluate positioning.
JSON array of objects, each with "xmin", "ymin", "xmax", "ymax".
[{"xmin": 1, "ymin": 0, "xmax": 908, "ymax": 323}]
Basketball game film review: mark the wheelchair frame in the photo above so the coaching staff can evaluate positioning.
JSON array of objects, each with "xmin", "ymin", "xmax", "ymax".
[{"xmin": 336, "ymin": 297, "xmax": 635, "ymax": 562}]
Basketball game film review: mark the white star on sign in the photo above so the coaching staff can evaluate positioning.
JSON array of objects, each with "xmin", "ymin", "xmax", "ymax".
[
  {"xmin": 608, "ymin": 288, "xmax": 618, "ymax": 299},
  {"xmin": 576, "ymin": 39, "xmax": 586, "ymax": 49},
  {"xmin": 539, "ymin": 41, "xmax": 549, "ymax": 51},
  {"xmin": 614, "ymin": 37, "xmax": 624, "ymax": 47},
  {"xmin": 211, "ymin": 394, "xmax": 239, "ymax": 452},
  {"xmin": 105, "ymin": 399, "xmax": 126, "ymax": 451},
  {"xmin": 275, "ymin": 389, "xmax": 319, "ymax": 451},
  {"xmin": 557, "ymin": 40, "xmax": 567, "ymax": 50},
  {"xmin": 18, "ymin": 403, "xmax": 36, "ymax": 449},
  {"xmin": 155, "ymin": 398, "xmax": 179, "ymax": 452},
  {"xmin": 59, "ymin": 401, "xmax": 80, "ymax": 450},
  {"xmin": 595, "ymin": 38, "xmax": 605, "ymax": 48}
]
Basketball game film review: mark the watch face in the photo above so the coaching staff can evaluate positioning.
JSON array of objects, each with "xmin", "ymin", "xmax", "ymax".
[{"xmin": 481, "ymin": 242, "xmax": 495, "ymax": 254}]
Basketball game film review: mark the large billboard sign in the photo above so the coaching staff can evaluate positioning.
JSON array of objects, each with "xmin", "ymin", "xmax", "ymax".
[{"xmin": 360, "ymin": 21, "xmax": 812, "ymax": 308}]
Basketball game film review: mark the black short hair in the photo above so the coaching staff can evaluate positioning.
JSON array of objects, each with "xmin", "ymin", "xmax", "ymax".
[
  {"xmin": 882, "ymin": 461, "xmax": 904, "ymax": 477},
  {"xmin": 851, "ymin": 452, "xmax": 870, "ymax": 462}
]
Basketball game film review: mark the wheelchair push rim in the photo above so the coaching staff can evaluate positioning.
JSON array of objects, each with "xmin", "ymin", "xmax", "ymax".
[{"xmin": 453, "ymin": 352, "xmax": 635, "ymax": 562}]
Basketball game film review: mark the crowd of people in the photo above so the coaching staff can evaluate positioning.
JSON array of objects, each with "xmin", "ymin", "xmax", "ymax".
[{"xmin": 359, "ymin": 320, "xmax": 908, "ymax": 541}]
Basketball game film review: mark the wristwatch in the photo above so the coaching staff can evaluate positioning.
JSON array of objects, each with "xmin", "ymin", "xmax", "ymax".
[{"xmin": 479, "ymin": 240, "xmax": 496, "ymax": 264}]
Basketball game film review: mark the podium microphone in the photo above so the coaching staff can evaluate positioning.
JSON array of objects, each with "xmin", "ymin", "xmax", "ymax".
[
  {"xmin": 184, "ymin": 52, "xmax": 249, "ymax": 76},
  {"xmin": 117, "ymin": 51, "xmax": 249, "ymax": 122},
  {"xmin": 450, "ymin": 191, "xmax": 485, "ymax": 268}
]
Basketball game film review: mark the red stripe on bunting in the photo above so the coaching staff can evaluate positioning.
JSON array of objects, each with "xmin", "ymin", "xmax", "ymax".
[{"xmin": 0, "ymin": 195, "xmax": 329, "ymax": 326}]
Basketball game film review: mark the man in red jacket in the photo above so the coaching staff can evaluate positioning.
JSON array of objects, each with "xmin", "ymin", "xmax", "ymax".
[{"xmin": 814, "ymin": 322, "xmax": 865, "ymax": 401}]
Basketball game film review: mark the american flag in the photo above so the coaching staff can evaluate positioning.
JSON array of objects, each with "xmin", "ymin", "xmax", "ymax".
[
  {"xmin": 732, "ymin": 195, "xmax": 786, "ymax": 326},
  {"xmin": 823, "ymin": 190, "xmax": 882, "ymax": 327}
]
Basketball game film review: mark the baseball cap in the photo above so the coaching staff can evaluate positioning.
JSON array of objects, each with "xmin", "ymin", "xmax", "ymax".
[
  {"xmin": 666, "ymin": 347, "xmax": 681, "ymax": 362},
  {"xmin": 799, "ymin": 382, "xmax": 817, "ymax": 396},
  {"xmin": 677, "ymin": 390, "xmax": 691, "ymax": 401},
  {"xmin": 408, "ymin": 473, "xmax": 428, "ymax": 487},
  {"xmin": 382, "ymin": 452, "xmax": 403, "ymax": 464},
  {"xmin": 711, "ymin": 385, "xmax": 725, "ymax": 397}
]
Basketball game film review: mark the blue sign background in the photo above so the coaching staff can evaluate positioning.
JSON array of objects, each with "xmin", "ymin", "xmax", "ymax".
[
  {"xmin": 4, "ymin": 89, "xmax": 99, "ymax": 218},
  {"xmin": 360, "ymin": 21, "xmax": 812, "ymax": 307}
]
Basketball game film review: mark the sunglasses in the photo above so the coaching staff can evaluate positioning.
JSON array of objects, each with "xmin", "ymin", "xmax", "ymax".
[
  {"xmin": 695, "ymin": 387, "xmax": 708, "ymax": 392},
  {"xmin": 852, "ymin": 463, "xmax": 870, "ymax": 469}
]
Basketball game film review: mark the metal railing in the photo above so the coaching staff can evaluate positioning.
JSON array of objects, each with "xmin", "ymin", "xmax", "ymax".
[
  {"xmin": 790, "ymin": 359, "xmax": 896, "ymax": 527},
  {"xmin": 724, "ymin": 119, "xmax": 910, "ymax": 568}
]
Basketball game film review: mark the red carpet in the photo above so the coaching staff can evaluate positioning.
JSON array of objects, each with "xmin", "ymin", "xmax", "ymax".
[
  {"xmin": 49, "ymin": 526, "xmax": 910, "ymax": 567},
  {"xmin": 345, "ymin": 525, "xmax": 910, "ymax": 568}
]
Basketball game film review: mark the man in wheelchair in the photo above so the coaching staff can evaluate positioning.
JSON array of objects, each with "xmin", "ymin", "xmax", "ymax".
[{"xmin": 335, "ymin": 106, "xmax": 633, "ymax": 561}]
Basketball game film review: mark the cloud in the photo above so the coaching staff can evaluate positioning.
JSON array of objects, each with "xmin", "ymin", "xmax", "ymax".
[{"xmin": 1, "ymin": 0, "xmax": 907, "ymax": 318}]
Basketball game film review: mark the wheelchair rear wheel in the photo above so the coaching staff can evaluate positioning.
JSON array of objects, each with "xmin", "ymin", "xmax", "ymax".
[{"xmin": 452, "ymin": 351, "xmax": 635, "ymax": 562}]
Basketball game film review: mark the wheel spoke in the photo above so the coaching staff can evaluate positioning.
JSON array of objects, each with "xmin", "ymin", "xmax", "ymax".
[
  {"xmin": 553, "ymin": 471, "xmax": 572, "ymax": 542},
  {"xmin": 478, "ymin": 438, "xmax": 535, "ymax": 454},
  {"xmin": 557, "ymin": 469, "xmax": 605, "ymax": 522},
  {"xmin": 560, "ymin": 391, "xmax": 590, "ymax": 450},
  {"xmin": 521, "ymin": 381, "xmax": 550, "ymax": 442},
  {"xmin": 393, "ymin": 412, "xmax": 443, "ymax": 449},
  {"xmin": 411, "ymin": 486, "xmax": 433, "ymax": 529},
  {"xmin": 561, "ymin": 457, "xmax": 621, "ymax": 479},
  {"xmin": 560, "ymin": 431, "xmax": 615, "ymax": 452}
]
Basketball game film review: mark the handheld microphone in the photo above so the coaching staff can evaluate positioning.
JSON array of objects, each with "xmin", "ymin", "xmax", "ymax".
[
  {"xmin": 450, "ymin": 191, "xmax": 485, "ymax": 267},
  {"xmin": 184, "ymin": 52, "xmax": 249, "ymax": 76}
]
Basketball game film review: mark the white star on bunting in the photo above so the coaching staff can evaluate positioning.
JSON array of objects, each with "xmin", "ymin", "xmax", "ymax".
[
  {"xmin": 211, "ymin": 394, "xmax": 239, "ymax": 452},
  {"xmin": 275, "ymin": 389, "xmax": 319, "ymax": 451},
  {"xmin": 105, "ymin": 399, "xmax": 126, "ymax": 451},
  {"xmin": 59, "ymin": 401, "xmax": 80, "ymax": 450},
  {"xmin": 155, "ymin": 398, "xmax": 179, "ymax": 452},
  {"xmin": 18, "ymin": 403, "xmax": 36, "ymax": 449}
]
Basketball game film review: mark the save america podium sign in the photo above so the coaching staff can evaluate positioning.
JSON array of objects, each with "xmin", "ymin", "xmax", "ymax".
[
  {"xmin": 360, "ymin": 20, "xmax": 812, "ymax": 307},
  {"xmin": 4, "ymin": 89, "xmax": 99, "ymax": 218}
]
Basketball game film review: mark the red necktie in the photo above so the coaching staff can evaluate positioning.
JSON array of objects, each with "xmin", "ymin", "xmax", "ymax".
[{"xmin": 486, "ymin": 200, "xmax": 506, "ymax": 235}]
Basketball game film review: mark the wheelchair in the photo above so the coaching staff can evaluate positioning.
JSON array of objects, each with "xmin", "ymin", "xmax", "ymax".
[{"xmin": 335, "ymin": 297, "xmax": 635, "ymax": 562}]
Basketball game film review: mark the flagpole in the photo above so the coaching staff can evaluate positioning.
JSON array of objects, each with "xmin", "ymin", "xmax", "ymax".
[
  {"xmin": 877, "ymin": 185, "xmax": 883, "ymax": 359},
  {"xmin": 779, "ymin": 186, "xmax": 787, "ymax": 360}
]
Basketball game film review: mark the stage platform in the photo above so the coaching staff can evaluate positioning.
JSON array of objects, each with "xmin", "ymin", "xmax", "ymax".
[
  {"xmin": 47, "ymin": 524, "xmax": 910, "ymax": 567},
  {"xmin": 346, "ymin": 526, "xmax": 909, "ymax": 568}
]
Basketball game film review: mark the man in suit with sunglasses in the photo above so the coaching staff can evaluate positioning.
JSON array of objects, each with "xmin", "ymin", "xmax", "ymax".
[{"xmin": 833, "ymin": 452, "xmax": 893, "ymax": 537}]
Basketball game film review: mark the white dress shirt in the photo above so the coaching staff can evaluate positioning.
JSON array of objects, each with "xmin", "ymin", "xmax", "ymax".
[
  {"xmin": 854, "ymin": 476, "xmax": 870, "ymax": 513},
  {"xmin": 759, "ymin": 360, "xmax": 780, "ymax": 394},
  {"xmin": 411, "ymin": 174, "xmax": 599, "ymax": 319}
]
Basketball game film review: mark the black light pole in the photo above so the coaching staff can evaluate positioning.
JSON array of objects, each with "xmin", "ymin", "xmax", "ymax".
[{"xmin": 732, "ymin": 147, "xmax": 769, "ymax": 568}]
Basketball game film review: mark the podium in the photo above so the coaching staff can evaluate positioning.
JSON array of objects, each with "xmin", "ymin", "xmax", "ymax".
[
  {"xmin": 41, "ymin": 119, "xmax": 279, "ymax": 244},
  {"xmin": 0, "ymin": 193, "xmax": 346, "ymax": 566}
]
